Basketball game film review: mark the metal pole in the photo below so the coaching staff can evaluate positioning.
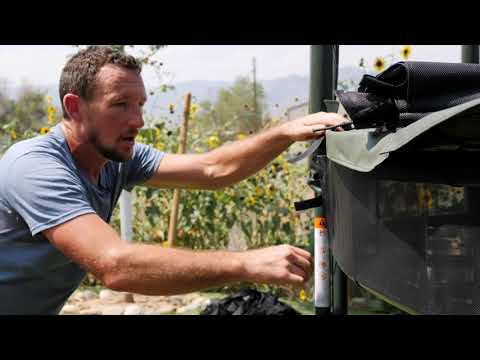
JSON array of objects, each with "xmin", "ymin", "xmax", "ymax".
[
  {"xmin": 119, "ymin": 190, "xmax": 134, "ymax": 243},
  {"xmin": 119, "ymin": 190, "xmax": 135, "ymax": 302},
  {"xmin": 309, "ymin": 45, "xmax": 347, "ymax": 315},
  {"xmin": 332, "ymin": 256, "xmax": 348, "ymax": 314},
  {"xmin": 461, "ymin": 45, "xmax": 479, "ymax": 63},
  {"xmin": 330, "ymin": 45, "xmax": 348, "ymax": 315},
  {"xmin": 309, "ymin": 45, "xmax": 331, "ymax": 315}
]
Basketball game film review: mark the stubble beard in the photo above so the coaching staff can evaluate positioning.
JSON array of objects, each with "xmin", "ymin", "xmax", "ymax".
[{"xmin": 87, "ymin": 127, "xmax": 133, "ymax": 163}]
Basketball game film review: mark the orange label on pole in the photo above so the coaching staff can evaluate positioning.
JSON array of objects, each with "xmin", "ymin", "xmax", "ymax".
[{"xmin": 314, "ymin": 217, "xmax": 327, "ymax": 229}]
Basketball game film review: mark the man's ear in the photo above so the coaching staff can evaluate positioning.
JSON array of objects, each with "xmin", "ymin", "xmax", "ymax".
[{"xmin": 63, "ymin": 93, "xmax": 82, "ymax": 121}]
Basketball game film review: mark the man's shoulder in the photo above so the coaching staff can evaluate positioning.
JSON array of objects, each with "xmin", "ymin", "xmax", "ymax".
[{"xmin": 0, "ymin": 134, "xmax": 74, "ymax": 181}]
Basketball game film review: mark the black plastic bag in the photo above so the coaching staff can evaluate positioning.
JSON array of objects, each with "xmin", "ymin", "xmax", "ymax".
[{"xmin": 200, "ymin": 289, "xmax": 301, "ymax": 315}]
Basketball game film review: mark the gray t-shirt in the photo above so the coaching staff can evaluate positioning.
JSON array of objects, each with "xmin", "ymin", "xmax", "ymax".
[{"xmin": 0, "ymin": 124, "xmax": 164, "ymax": 314}]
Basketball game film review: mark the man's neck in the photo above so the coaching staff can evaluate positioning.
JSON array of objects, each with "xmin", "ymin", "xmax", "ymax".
[{"xmin": 61, "ymin": 121, "xmax": 107, "ymax": 185}]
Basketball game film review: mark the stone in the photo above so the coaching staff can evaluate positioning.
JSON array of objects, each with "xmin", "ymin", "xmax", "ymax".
[
  {"xmin": 99, "ymin": 289, "xmax": 114, "ymax": 300},
  {"xmin": 121, "ymin": 293, "xmax": 135, "ymax": 303},
  {"xmin": 147, "ymin": 304, "xmax": 176, "ymax": 315},
  {"xmin": 102, "ymin": 305, "xmax": 125, "ymax": 315},
  {"xmin": 79, "ymin": 308, "xmax": 102, "ymax": 315},
  {"xmin": 177, "ymin": 302, "xmax": 204, "ymax": 314},
  {"xmin": 68, "ymin": 292, "xmax": 83, "ymax": 301},
  {"xmin": 201, "ymin": 299, "xmax": 212, "ymax": 311},
  {"xmin": 124, "ymin": 304, "xmax": 142, "ymax": 315},
  {"xmin": 61, "ymin": 304, "xmax": 79, "ymax": 314},
  {"xmin": 82, "ymin": 290, "xmax": 97, "ymax": 301}
]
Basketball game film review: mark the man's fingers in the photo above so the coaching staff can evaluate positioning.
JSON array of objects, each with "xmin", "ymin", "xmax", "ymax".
[
  {"xmin": 287, "ymin": 262, "xmax": 307, "ymax": 279},
  {"xmin": 290, "ymin": 253, "xmax": 312, "ymax": 274},
  {"xmin": 286, "ymin": 272, "xmax": 306, "ymax": 286},
  {"xmin": 304, "ymin": 112, "xmax": 346, "ymax": 126},
  {"xmin": 290, "ymin": 246, "xmax": 312, "ymax": 260}
]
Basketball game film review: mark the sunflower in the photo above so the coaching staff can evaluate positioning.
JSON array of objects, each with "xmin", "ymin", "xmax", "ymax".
[
  {"xmin": 168, "ymin": 103, "xmax": 175, "ymax": 114},
  {"xmin": 236, "ymin": 133, "xmax": 247, "ymax": 141},
  {"xmin": 298, "ymin": 289, "xmax": 307, "ymax": 302},
  {"xmin": 47, "ymin": 105, "xmax": 57, "ymax": 125},
  {"xmin": 246, "ymin": 196, "xmax": 257, "ymax": 206},
  {"xmin": 373, "ymin": 57, "xmax": 386, "ymax": 72},
  {"xmin": 39, "ymin": 127, "xmax": 49, "ymax": 135},
  {"xmin": 190, "ymin": 103, "xmax": 199, "ymax": 115},
  {"xmin": 401, "ymin": 45, "xmax": 412, "ymax": 60},
  {"xmin": 207, "ymin": 135, "xmax": 220, "ymax": 149},
  {"xmin": 266, "ymin": 184, "xmax": 275, "ymax": 197}
]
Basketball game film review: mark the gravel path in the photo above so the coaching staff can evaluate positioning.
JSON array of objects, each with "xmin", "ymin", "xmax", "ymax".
[{"xmin": 60, "ymin": 288, "xmax": 223, "ymax": 315}]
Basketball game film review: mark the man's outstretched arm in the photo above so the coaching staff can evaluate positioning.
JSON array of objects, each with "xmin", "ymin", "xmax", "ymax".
[
  {"xmin": 145, "ymin": 112, "xmax": 345, "ymax": 190},
  {"xmin": 43, "ymin": 214, "xmax": 312, "ymax": 295}
]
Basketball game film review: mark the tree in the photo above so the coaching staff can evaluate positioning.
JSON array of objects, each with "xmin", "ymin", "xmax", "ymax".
[
  {"xmin": 190, "ymin": 76, "xmax": 268, "ymax": 149},
  {"xmin": 0, "ymin": 84, "xmax": 47, "ymax": 132}
]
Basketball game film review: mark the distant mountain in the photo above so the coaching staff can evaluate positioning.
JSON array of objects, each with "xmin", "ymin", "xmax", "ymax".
[{"xmin": 5, "ymin": 65, "xmax": 366, "ymax": 125}]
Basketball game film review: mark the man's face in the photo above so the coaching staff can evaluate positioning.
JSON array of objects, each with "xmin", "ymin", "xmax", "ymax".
[{"xmin": 80, "ymin": 64, "xmax": 147, "ymax": 162}]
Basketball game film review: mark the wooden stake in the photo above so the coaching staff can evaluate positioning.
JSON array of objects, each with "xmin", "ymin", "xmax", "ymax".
[{"xmin": 167, "ymin": 93, "xmax": 192, "ymax": 247}]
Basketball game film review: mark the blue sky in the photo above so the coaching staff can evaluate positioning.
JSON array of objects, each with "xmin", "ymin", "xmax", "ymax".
[{"xmin": 0, "ymin": 45, "xmax": 461, "ymax": 91}]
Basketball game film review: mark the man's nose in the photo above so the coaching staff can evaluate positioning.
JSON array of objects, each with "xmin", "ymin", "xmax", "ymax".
[{"xmin": 130, "ymin": 108, "xmax": 144, "ymax": 129}]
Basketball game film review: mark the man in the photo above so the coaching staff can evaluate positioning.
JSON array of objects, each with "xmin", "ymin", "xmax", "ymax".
[{"xmin": 0, "ymin": 46, "xmax": 345, "ymax": 314}]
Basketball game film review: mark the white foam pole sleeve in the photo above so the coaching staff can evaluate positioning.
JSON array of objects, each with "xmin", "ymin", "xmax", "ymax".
[{"xmin": 314, "ymin": 222, "xmax": 330, "ymax": 308}]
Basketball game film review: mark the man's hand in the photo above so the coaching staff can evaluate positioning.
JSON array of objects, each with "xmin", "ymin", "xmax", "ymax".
[
  {"xmin": 279, "ymin": 111, "xmax": 347, "ymax": 142},
  {"xmin": 239, "ymin": 244, "xmax": 313, "ymax": 288}
]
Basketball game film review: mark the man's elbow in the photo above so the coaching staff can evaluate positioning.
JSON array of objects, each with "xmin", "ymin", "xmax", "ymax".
[
  {"xmin": 96, "ymin": 247, "xmax": 131, "ymax": 292},
  {"xmin": 204, "ymin": 163, "xmax": 236, "ymax": 190}
]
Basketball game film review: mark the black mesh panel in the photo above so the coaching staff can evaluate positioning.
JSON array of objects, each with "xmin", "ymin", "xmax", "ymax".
[{"xmin": 324, "ymin": 151, "xmax": 480, "ymax": 314}]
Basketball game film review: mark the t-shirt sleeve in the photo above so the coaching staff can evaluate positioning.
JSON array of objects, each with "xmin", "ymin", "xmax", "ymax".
[
  {"xmin": 4, "ymin": 153, "xmax": 96, "ymax": 236},
  {"xmin": 122, "ymin": 143, "xmax": 165, "ymax": 191}
]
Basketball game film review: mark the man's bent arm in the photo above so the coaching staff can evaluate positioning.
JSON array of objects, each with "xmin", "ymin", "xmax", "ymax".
[
  {"xmin": 43, "ymin": 214, "xmax": 312, "ymax": 295},
  {"xmin": 145, "ymin": 112, "xmax": 345, "ymax": 190}
]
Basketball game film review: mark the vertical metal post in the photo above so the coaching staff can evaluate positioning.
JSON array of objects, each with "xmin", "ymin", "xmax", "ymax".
[
  {"xmin": 119, "ymin": 190, "xmax": 135, "ymax": 303},
  {"xmin": 119, "ymin": 190, "xmax": 134, "ymax": 243},
  {"xmin": 309, "ymin": 45, "xmax": 347, "ymax": 315},
  {"xmin": 461, "ymin": 45, "xmax": 479, "ymax": 63},
  {"xmin": 330, "ymin": 46, "xmax": 348, "ymax": 315}
]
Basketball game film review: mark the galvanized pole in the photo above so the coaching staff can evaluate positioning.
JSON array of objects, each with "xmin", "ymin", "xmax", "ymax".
[
  {"xmin": 461, "ymin": 45, "xmax": 479, "ymax": 63},
  {"xmin": 329, "ymin": 46, "xmax": 348, "ymax": 315},
  {"xmin": 309, "ymin": 45, "xmax": 347, "ymax": 315},
  {"xmin": 309, "ymin": 45, "xmax": 346, "ymax": 315},
  {"xmin": 119, "ymin": 190, "xmax": 134, "ymax": 243},
  {"xmin": 119, "ymin": 190, "xmax": 135, "ymax": 302}
]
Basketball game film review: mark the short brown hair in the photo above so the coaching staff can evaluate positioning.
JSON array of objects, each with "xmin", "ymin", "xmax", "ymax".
[{"xmin": 59, "ymin": 46, "xmax": 142, "ymax": 119}]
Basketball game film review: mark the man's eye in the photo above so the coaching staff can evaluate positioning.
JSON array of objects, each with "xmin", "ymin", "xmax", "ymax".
[{"xmin": 114, "ymin": 102, "xmax": 127, "ymax": 107}]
